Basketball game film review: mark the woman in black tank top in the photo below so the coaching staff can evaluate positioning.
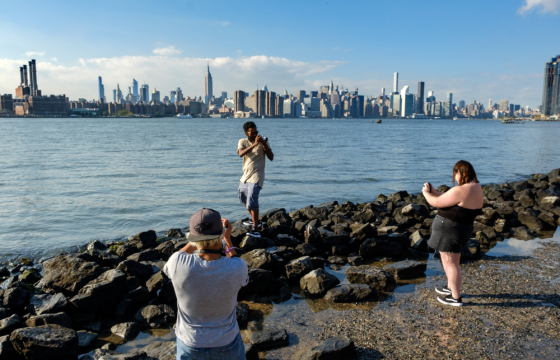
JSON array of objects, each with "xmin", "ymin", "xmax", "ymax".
[{"xmin": 421, "ymin": 160, "xmax": 483, "ymax": 307}]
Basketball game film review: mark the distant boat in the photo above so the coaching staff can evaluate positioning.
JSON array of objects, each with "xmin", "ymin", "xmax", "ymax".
[
  {"xmin": 502, "ymin": 119, "xmax": 524, "ymax": 124},
  {"xmin": 262, "ymin": 115, "xmax": 265, "ymax": 119},
  {"xmin": 176, "ymin": 114, "xmax": 193, "ymax": 119},
  {"xmin": 453, "ymin": 117, "xmax": 458, "ymax": 121},
  {"xmin": 377, "ymin": 119, "xmax": 382, "ymax": 123}
]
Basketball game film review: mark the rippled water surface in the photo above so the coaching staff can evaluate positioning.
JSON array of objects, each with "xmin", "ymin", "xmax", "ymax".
[{"xmin": 1, "ymin": 117, "xmax": 559, "ymax": 261}]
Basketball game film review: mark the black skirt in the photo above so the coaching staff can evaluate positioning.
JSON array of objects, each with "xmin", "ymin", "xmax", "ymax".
[{"xmin": 428, "ymin": 215, "xmax": 473, "ymax": 254}]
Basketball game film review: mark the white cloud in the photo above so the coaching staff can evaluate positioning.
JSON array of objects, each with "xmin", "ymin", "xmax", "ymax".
[
  {"xmin": 0, "ymin": 55, "xmax": 344, "ymax": 100},
  {"xmin": 50, "ymin": 57, "xmax": 58, "ymax": 62},
  {"xmin": 518, "ymin": 0, "xmax": 560, "ymax": 14},
  {"xmin": 222, "ymin": 21, "xmax": 231, "ymax": 26},
  {"xmin": 25, "ymin": 51, "xmax": 45, "ymax": 57},
  {"xmin": 152, "ymin": 46, "xmax": 182, "ymax": 56}
]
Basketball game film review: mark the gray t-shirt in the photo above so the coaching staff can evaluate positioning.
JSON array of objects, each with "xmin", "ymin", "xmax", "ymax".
[{"xmin": 163, "ymin": 252, "xmax": 248, "ymax": 348}]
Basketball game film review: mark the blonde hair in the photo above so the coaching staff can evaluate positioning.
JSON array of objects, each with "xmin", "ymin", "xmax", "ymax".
[{"xmin": 194, "ymin": 235, "xmax": 223, "ymax": 249}]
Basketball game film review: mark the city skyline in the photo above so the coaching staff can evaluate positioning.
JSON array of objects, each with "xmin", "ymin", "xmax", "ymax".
[{"xmin": 1, "ymin": 0, "xmax": 560, "ymax": 106}]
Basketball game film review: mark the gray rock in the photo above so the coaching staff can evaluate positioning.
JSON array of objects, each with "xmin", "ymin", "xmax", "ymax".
[
  {"xmin": 116, "ymin": 260, "xmax": 154, "ymax": 279},
  {"xmin": 241, "ymin": 249, "xmax": 275, "ymax": 270},
  {"xmin": 2, "ymin": 287, "xmax": 30, "ymax": 309},
  {"xmin": 88, "ymin": 249, "xmax": 122, "ymax": 268},
  {"xmin": 80, "ymin": 348, "xmax": 119, "ymax": 360},
  {"xmin": 111, "ymin": 322, "xmax": 140, "ymax": 340},
  {"xmin": 166, "ymin": 228, "xmax": 184, "ymax": 238},
  {"xmin": 296, "ymin": 243, "xmax": 319, "ymax": 256},
  {"xmin": 155, "ymin": 241, "xmax": 176, "ymax": 261},
  {"xmin": 70, "ymin": 269, "xmax": 127, "ymax": 311},
  {"xmin": 87, "ymin": 240, "xmax": 108, "ymax": 252},
  {"xmin": 300, "ymin": 335, "xmax": 356, "ymax": 360},
  {"xmin": 327, "ymin": 256, "xmax": 346, "ymax": 265},
  {"xmin": 518, "ymin": 209, "xmax": 545, "ymax": 231},
  {"xmin": 129, "ymin": 230, "xmax": 157, "ymax": 250},
  {"xmin": 126, "ymin": 249, "xmax": 160, "ymax": 263},
  {"xmin": 96, "ymin": 351, "xmax": 149, "ymax": 360},
  {"xmin": 26, "ymin": 312, "xmax": 72, "ymax": 328},
  {"xmin": 304, "ymin": 224, "xmax": 322, "ymax": 246},
  {"xmin": 245, "ymin": 269, "xmax": 273, "ymax": 294},
  {"xmin": 350, "ymin": 224, "xmax": 376, "ymax": 242},
  {"xmin": 141, "ymin": 341, "xmax": 176, "ymax": 360},
  {"xmin": 300, "ymin": 269, "xmax": 340, "ymax": 295},
  {"xmin": 275, "ymin": 234, "xmax": 300, "ymax": 247},
  {"xmin": 346, "ymin": 265, "xmax": 396, "ymax": 291},
  {"xmin": 462, "ymin": 239, "xmax": 482, "ymax": 260},
  {"xmin": 236, "ymin": 303, "xmax": 249, "ymax": 329},
  {"xmin": 0, "ymin": 314, "xmax": 21, "ymax": 336},
  {"xmin": 512, "ymin": 226, "xmax": 534, "ymax": 240},
  {"xmin": 21, "ymin": 269, "xmax": 41, "ymax": 284},
  {"xmin": 383, "ymin": 260, "xmax": 427, "ymax": 279},
  {"xmin": 410, "ymin": 231, "xmax": 428, "ymax": 252},
  {"xmin": 360, "ymin": 238, "xmax": 403, "ymax": 258},
  {"xmin": 239, "ymin": 236, "xmax": 275, "ymax": 251},
  {"xmin": 285, "ymin": 256, "xmax": 313, "ymax": 281},
  {"xmin": 41, "ymin": 254, "xmax": 105, "ymax": 295},
  {"xmin": 134, "ymin": 304, "xmax": 176, "ymax": 328},
  {"xmin": 102, "ymin": 343, "xmax": 117, "ymax": 350},
  {"xmin": 77, "ymin": 330, "xmax": 98, "ymax": 347},
  {"xmin": 125, "ymin": 286, "xmax": 154, "ymax": 304},
  {"xmin": 10, "ymin": 324, "xmax": 78, "ymax": 360},
  {"xmin": 250, "ymin": 328, "xmax": 289, "ymax": 351},
  {"xmin": 347, "ymin": 255, "xmax": 363, "ymax": 266},
  {"xmin": 146, "ymin": 271, "xmax": 168, "ymax": 294},
  {"xmin": 0, "ymin": 334, "xmax": 20, "ymax": 360},
  {"xmin": 117, "ymin": 244, "xmax": 138, "ymax": 259},
  {"xmin": 540, "ymin": 196, "xmax": 560, "ymax": 210},
  {"xmin": 324, "ymin": 284, "xmax": 377, "ymax": 302}
]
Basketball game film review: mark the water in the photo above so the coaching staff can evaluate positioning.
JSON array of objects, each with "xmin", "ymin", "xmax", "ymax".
[{"xmin": 1, "ymin": 117, "xmax": 559, "ymax": 262}]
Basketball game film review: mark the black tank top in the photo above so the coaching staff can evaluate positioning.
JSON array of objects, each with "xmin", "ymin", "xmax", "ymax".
[{"xmin": 437, "ymin": 205, "xmax": 482, "ymax": 225}]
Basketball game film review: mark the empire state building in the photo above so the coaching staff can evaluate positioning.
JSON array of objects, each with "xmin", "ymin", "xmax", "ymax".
[{"xmin": 205, "ymin": 63, "xmax": 213, "ymax": 105}]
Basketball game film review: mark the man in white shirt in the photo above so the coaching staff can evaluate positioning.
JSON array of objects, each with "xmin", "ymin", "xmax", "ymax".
[{"xmin": 237, "ymin": 121, "xmax": 274, "ymax": 238}]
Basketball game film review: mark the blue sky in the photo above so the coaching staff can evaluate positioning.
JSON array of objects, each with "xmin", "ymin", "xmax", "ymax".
[{"xmin": 1, "ymin": 0, "xmax": 559, "ymax": 107}]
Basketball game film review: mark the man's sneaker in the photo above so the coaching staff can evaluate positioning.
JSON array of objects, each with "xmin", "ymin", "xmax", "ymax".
[
  {"xmin": 435, "ymin": 285, "xmax": 452, "ymax": 295},
  {"xmin": 242, "ymin": 220, "xmax": 254, "ymax": 227},
  {"xmin": 247, "ymin": 229, "xmax": 261, "ymax": 238},
  {"xmin": 437, "ymin": 294, "xmax": 463, "ymax": 307}
]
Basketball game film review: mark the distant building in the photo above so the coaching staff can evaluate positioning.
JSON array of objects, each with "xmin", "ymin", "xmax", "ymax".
[
  {"xmin": 275, "ymin": 96, "xmax": 284, "ymax": 118},
  {"xmin": 401, "ymin": 93, "xmax": 414, "ymax": 117},
  {"xmin": 265, "ymin": 91, "xmax": 276, "ymax": 117},
  {"xmin": 176, "ymin": 88, "xmax": 184, "ymax": 103},
  {"xmin": 390, "ymin": 94, "xmax": 401, "ymax": 115},
  {"xmin": 140, "ymin": 84, "xmax": 149, "ymax": 103},
  {"xmin": 205, "ymin": 64, "xmax": 213, "ymax": 105},
  {"xmin": 254, "ymin": 90, "xmax": 266, "ymax": 117},
  {"xmin": 458, "ymin": 100, "xmax": 466, "ymax": 110},
  {"xmin": 234, "ymin": 90, "xmax": 245, "ymax": 113},
  {"xmin": 221, "ymin": 91, "xmax": 227, "ymax": 100},
  {"xmin": 296, "ymin": 90, "xmax": 306, "ymax": 102},
  {"xmin": 542, "ymin": 55, "xmax": 560, "ymax": 115},
  {"xmin": 0, "ymin": 94, "xmax": 14, "ymax": 113},
  {"xmin": 98, "ymin": 76, "xmax": 105, "ymax": 103},
  {"xmin": 499, "ymin": 99, "xmax": 509, "ymax": 111},
  {"xmin": 132, "ymin": 79, "xmax": 139, "ymax": 100},
  {"xmin": 169, "ymin": 91, "xmax": 176, "ymax": 103},
  {"xmin": 416, "ymin": 82, "xmax": 424, "ymax": 114},
  {"xmin": 393, "ymin": 72, "xmax": 399, "ymax": 94},
  {"xmin": 152, "ymin": 88, "xmax": 160, "ymax": 103}
]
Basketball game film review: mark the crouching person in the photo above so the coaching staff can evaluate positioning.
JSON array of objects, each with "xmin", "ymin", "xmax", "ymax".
[{"xmin": 163, "ymin": 208, "xmax": 249, "ymax": 360}]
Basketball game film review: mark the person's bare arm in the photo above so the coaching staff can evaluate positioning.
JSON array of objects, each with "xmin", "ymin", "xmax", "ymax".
[
  {"xmin": 422, "ymin": 183, "xmax": 462, "ymax": 208},
  {"xmin": 222, "ymin": 218, "xmax": 237, "ymax": 257},
  {"xmin": 237, "ymin": 137, "xmax": 261, "ymax": 157},
  {"xmin": 262, "ymin": 140, "xmax": 274, "ymax": 161}
]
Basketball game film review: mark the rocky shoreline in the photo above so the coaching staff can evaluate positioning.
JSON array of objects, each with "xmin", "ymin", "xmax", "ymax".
[{"xmin": 0, "ymin": 168, "xmax": 559, "ymax": 359}]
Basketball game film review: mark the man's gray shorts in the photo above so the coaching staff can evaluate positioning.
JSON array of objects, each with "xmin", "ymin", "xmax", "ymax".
[{"xmin": 238, "ymin": 182, "xmax": 260, "ymax": 210}]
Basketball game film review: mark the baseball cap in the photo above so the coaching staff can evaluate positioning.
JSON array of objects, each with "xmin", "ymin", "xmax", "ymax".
[{"xmin": 186, "ymin": 208, "xmax": 223, "ymax": 242}]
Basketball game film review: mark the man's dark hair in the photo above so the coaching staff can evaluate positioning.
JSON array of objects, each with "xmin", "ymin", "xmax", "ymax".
[{"xmin": 243, "ymin": 121, "xmax": 256, "ymax": 132}]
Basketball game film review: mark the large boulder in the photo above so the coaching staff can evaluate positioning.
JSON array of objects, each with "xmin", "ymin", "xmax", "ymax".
[
  {"xmin": 236, "ymin": 303, "xmax": 249, "ymax": 329},
  {"xmin": 274, "ymin": 234, "xmax": 300, "ymax": 247},
  {"xmin": 111, "ymin": 322, "xmax": 140, "ymax": 340},
  {"xmin": 70, "ymin": 269, "xmax": 127, "ymax": 311},
  {"xmin": 2, "ymin": 287, "xmax": 30, "ymax": 309},
  {"xmin": 146, "ymin": 271, "xmax": 168, "ymax": 294},
  {"xmin": 324, "ymin": 284, "xmax": 377, "ymax": 302},
  {"xmin": 127, "ymin": 249, "xmax": 160, "ymax": 263},
  {"xmin": 241, "ymin": 249, "xmax": 276, "ymax": 270},
  {"xmin": 346, "ymin": 266, "xmax": 396, "ymax": 291},
  {"xmin": 0, "ymin": 334, "xmax": 20, "ymax": 360},
  {"xmin": 239, "ymin": 236, "xmax": 275, "ymax": 251},
  {"xmin": 517, "ymin": 209, "xmax": 545, "ymax": 231},
  {"xmin": 116, "ymin": 260, "xmax": 154, "ymax": 279},
  {"xmin": 244, "ymin": 269, "xmax": 273, "ymax": 294},
  {"xmin": 383, "ymin": 260, "xmax": 427, "ymax": 279},
  {"xmin": 0, "ymin": 314, "xmax": 21, "ymax": 336},
  {"xmin": 285, "ymin": 256, "xmax": 313, "ymax": 281},
  {"xmin": 359, "ymin": 238, "xmax": 403, "ymax": 258},
  {"xmin": 305, "ymin": 207, "xmax": 330, "ymax": 221},
  {"xmin": 350, "ymin": 224, "xmax": 376, "ymax": 242},
  {"xmin": 26, "ymin": 312, "xmax": 72, "ymax": 328},
  {"xmin": 129, "ymin": 230, "xmax": 157, "ymax": 250},
  {"xmin": 300, "ymin": 335, "xmax": 356, "ymax": 360},
  {"xmin": 250, "ymin": 328, "xmax": 289, "ymax": 351},
  {"xmin": 135, "ymin": 304, "xmax": 176, "ymax": 328},
  {"xmin": 141, "ymin": 341, "xmax": 176, "ymax": 360},
  {"xmin": 304, "ymin": 224, "xmax": 322, "ymax": 246},
  {"xmin": 401, "ymin": 204, "xmax": 429, "ymax": 220},
  {"xmin": 41, "ymin": 254, "xmax": 105, "ymax": 295},
  {"xmin": 10, "ymin": 325, "xmax": 78, "ymax": 360},
  {"xmin": 299, "ymin": 269, "xmax": 340, "ymax": 295},
  {"xmin": 77, "ymin": 330, "xmax": 97, "ymax": 347}
]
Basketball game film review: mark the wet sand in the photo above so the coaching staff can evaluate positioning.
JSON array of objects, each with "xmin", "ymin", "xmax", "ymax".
[{"xmin": 256, "ymin": 240, "xmax": 560, "ymax": 359}]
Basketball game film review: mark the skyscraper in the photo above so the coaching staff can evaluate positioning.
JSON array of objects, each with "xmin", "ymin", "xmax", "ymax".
[
  {"xmin": 221, "ymin": 91, "xmax": 227, "ymax": 100},
  {"xmin": 499, "ymin": 99, "xmax": 509, "ymax": 111},
  {"xmin": 329, "ymin": 79, "xmax": 334, "ymax": 94},
  {"xmin": 417, "ymin": 82, "xmax": 424, "ymax": 114},
  {"xmin": 254, "ymin": 90, "xmax": 266, "ymax": 117},
  {"xmin": 393, "ymin": 72, "xmax": 398, "ymax": 94},
  {"xmin": 381, "ymin": 87, "xmax": 385, "ymax": 98},
  {"xmin": 447, "ymin": 93, "xmax": 453, "ymax": 117},
  {"xmin": 176, "ymin": 88, "xmax": 183, "ymax": 103},
  {"xmin": 98, "ymin": 76, "xmax": 105, "ymax": 103},
  {"xmin": 170, "ymin": 91, "xmax": 176, "ymax": 103},
  {"xmin": 296, "ymin": 90, "xmax": 306, "ymax": 102},
  {"xmin": 488, "ymin": 98, "xmax": 492, "ymax": 110},
  {"xmin": 205, "ymin": 63, "xmax": 213, "ymax": 105},
  {"xmin": 140, "ymin": 84, "xmax": 149, "ymax": 103},
  {"xmin": 152, "ymin": 88, "xmax": 160, "ymax": 103},
  {"xmin": 542, "ymin": 55, "xmax": 560, "ymax": 116},
  {"xmin": 132, "ymin": 79, "xmax": 139, "ymax": 100},
  {"xmin": 234, "ymin": 90, "xmax": 245, "ymax": 113}
]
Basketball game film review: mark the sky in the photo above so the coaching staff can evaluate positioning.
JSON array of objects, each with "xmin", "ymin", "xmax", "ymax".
[{"xmin": 1, "ymin": 0, "xmax": 559, "ymax": 107}]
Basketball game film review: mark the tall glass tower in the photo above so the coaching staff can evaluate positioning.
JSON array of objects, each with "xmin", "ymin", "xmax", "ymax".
[
  {"xmin": 132, "ymin": 79, "xmax": 139, "ymax": 100},
  {"xmin": 542, "ymin": 56, "xmax": 560, "ymax": 116}
]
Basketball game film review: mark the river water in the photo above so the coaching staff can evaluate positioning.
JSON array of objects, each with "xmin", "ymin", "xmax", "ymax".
[{"xmin": 1, "ymin": 117, "xmax": 559, "ymax": 262}]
